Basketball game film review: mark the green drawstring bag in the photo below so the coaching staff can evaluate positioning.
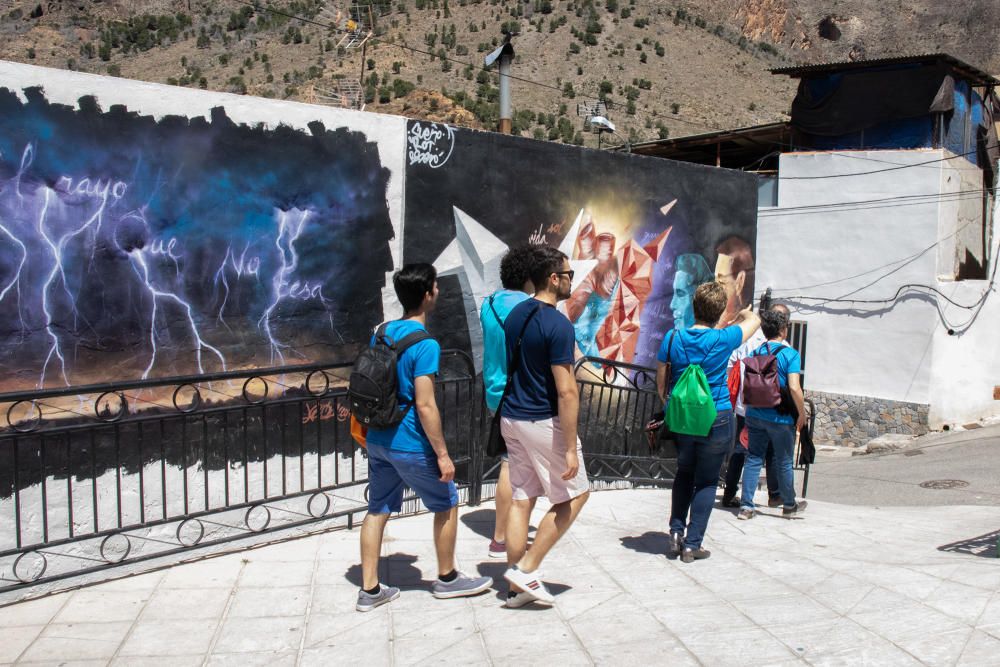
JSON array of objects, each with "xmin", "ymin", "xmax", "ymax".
[{"xmin": 665, "ymin": 364, "xmax": 717, "ymax": 437}]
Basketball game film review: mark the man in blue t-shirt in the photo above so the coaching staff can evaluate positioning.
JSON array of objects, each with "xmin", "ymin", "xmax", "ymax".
[
  {"xmin": 499, "ymin": 246, "xmax": 590, "ymax": 608},
  {"xmin": 479, "ymin": 245, "xmax": 536, "ymax": 560},
  {"xmin": 740, "ymin": 304, "xmax": 808, "ymax": 519},
  {"xmin": 357, "ymin": 264, "xmax": 491, "ymax": 612}
]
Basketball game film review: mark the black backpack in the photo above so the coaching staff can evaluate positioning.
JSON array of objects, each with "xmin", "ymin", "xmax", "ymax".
[{"xmin": 348, "ymin": 323, "xmax": 432, "ymax": 429}]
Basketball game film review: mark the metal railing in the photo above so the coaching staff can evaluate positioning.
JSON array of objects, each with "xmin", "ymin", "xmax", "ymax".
[{"xmin": 0, "ymin": 352, "xmax": 477, "ymax": 592}]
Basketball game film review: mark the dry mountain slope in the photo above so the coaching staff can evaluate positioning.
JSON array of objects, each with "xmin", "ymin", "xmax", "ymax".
[{"xmin": 0, "ymin": 0, "xmax": 996, "ymax": 148}]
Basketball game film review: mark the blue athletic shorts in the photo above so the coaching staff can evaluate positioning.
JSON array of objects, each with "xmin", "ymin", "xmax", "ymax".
[{"xmin": 366, "ymin": 443, "xmax": 459, "ymax": 514}]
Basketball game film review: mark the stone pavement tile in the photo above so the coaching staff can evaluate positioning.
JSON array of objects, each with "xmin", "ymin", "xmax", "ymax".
[
  {"xmin": 757, "ymin": 558, "xmax": 835, "ymax": 591},
  {"xmin": 392, "ymin": 603, "xmax": 477, "ymax": 643},
  {"xmin": 160, "ymin": 557, "xmax": 243, "ymax": 589},
  {"xmin": 732, "ymin": 593, "xmax": 840, "ymax": 627},
  {"xmin": 893, "ymin": 626, "xmax": 975, "ymax": 667},
  {"xmin": 0, "ymin": 624, "xmax": 44, "ymax": 662},
  {"xmin": 481, "ymin": 618, "xmax": 583, "ymax": 662},
  {"xmin": 975, "ymin": 593, "xmax": 1000, "ymax": 638},
  {"xmin": 0, "ymin": 595, "xmax": 66, "ymax": 627},
  {"xmin": 393, "ymin": 633, "xmax": 489, "ymax": 666},
  {"xmin": 241, "ymin": 536, "xmax": 319, "ymax": 562},
  {"xmin": 551, "ymin": 590, "xmax": 625, "ymax": 620},
  {"xmin": 588, "ymin": 637, "xmax": 700, "ymax": 666},
  {"xmin": 922, "ymin": 581, "xmax": 994, "ymax": 625},
  {"xmin": 568, "ymin": 602, "xmax": 667, "ymax": 648},
  {"xmin": 850, "ymin": 564, "xmax": 945, "ymax": 601},
  {"xmin": 116, "ymin": 617, "xmax": 219, "ymax": 657},
  {"xmin": 303, "ymin": 609, "xmax": 391, "ymax": 649},
  {"xmin": 699, "ymin": 572, "xmax": 799, "ymax": 603},
  {"xmin": 205, "ymin": 650, "xmax": 298, "ymax": 666},
  {"xmin": 957, "ymin": 630, "xmax": 1000, "ymax": 665},
  {"xmin": 766, "ymin": 618, "xmax": 888, "ymax": 660},
  {"xmin": 54, "ymin": 589, "xmax": 151, "ymax": 624},
  {"xmin": 110, "ymin": 654, "xmax": 204, "ymax": 666},
  {"xmin": 212, "ymin": 615, "xmax": 304, "ymax": 654},
  {"xmin": 19, "ymin": 621, "xmax": 132, "ymax": 662},
  {"xmin": 140, "ymin": 586, "xmax": 232, "ymax": 621},
  {"xmin": 238, "ymin": 560, "xmax": 314, "ymax": 588},
  {"xmin": 677, "ymin": 626, "xmax": 800, "ymax": 667},
  {"xmin": 228, "ymin": 585, "xmax": 310, "ymax": 618},
  {"xmin": 808, "ymin": 584, "xmax": 876, "ymax": 615},
  {"xmin": 649, "ymin": 601, "xmax": 756, "ymax": 635},
  {"xmin": 19, "ymin": 660, "xmax": 107, "ymax": 667},
  {"xmin": 309, "ymin": 584, "xmax": 365, "ymax": 616},
  {"xmin": 849, "ymin": 603, "xmax": 967, "ymax": 646},
  {"xmin": 93, "ymin": 572, "xmax": 165, "ymax": 593},
  {"xmin": 301, "ymin": 642, "xmax": 392, "ymax": 666},
  {"xmin": 469, "ymin": 596, "xmax": 566, "ymax": 631},
  {"xmin": 947, "ymin": 562, "xmax": 1000, "ymax": 592}
]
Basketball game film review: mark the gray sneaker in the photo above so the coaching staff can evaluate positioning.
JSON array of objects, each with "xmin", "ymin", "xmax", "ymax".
[
  {"xmin": 783, "ymin": 500, "xmax": 808, "ymax": 517},
  {"xmin": 356, "ymin": 584, "xmax": 400, "ymax": 612},
  {"xmin": 432, "ymin": 571, "xmax": 493, "ymax": 599}
]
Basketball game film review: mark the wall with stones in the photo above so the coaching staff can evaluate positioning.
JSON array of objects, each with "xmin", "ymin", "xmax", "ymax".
[{"xmin": 807, "ymin": 390, "xmax": 930, "ymax": 448}]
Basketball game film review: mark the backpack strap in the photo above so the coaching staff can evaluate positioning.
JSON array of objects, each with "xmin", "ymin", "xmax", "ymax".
[
  {"xmin": 487, "ymin": 294, "xmax": 504, "ymax": 328},
  {"xmin": 494, "ymin": 304, "xmax": 542, "ymax": 415},
  {"xmin": 393, "ymin": 329, "xmax": 432, "ymax": 356}
]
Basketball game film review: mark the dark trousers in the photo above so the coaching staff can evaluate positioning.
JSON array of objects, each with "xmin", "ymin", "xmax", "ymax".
[
  {"xmin": 670, "ymin": 410, "xmax": 732, "ymax": 550},
  {"xmin": 722, "ymin": 415, "xmax": 779, "ymax": 503}
]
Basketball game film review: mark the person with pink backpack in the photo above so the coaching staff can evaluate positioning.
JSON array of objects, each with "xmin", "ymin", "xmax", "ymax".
[{"xmin": 738, "ymin": 305, "xmax": 807, "ymax": 519}]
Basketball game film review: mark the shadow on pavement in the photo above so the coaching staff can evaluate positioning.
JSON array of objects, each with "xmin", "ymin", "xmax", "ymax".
[
  {"xmin": 475, "ymin": 561, "xmax": 572, "ymax": 601},
  {"xmin": 344, "ymin": 553, "xmax": 430, "ymax": 591},
  {"xmin": 938, "ymin": 530, "xmax": 1000, "ymax": 558},
  {"xmin": 460, "ymin": 507, "xmax": 536, "ymax": 539},
  {"xmin": 619, "ymin": 531, "xmax": 670, "ymax": 556}
]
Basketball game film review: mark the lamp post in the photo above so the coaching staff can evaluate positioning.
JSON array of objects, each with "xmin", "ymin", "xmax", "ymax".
[{"xmin": 484, "ymin": 32, "xmax": 515, "ymax": 134}]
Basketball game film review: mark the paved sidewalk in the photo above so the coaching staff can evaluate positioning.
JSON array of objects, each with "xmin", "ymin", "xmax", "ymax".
[{"xmin": 0, "ymin": 489, "xmax": 998, "ymax": 666}]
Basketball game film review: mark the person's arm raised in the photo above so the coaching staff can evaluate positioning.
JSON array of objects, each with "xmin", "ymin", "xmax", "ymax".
[
  {"xmin": 732, "ymin": 307, "xmax": 761, "ymax": 344},
  {"xmin": 551, "ymin": 363, "xmax": 580, "ymax": 481},
  {"xmin": 414, "ymin": 374, "xmax": 454, "ymax": 482}
]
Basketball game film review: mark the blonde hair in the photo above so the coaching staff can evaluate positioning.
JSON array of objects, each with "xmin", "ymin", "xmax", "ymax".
[{"xmin": 693, "ymin": 281, "xmax": 728, "ymax": 325}]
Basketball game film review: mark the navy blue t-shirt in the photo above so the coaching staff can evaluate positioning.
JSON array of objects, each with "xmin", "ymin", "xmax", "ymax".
[{"xmin": 500, "ymin": 299, "xmax": 576, "ymax": 421}]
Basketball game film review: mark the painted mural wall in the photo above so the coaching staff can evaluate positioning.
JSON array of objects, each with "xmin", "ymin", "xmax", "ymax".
[
  {"xmin": 0, "ymin": 62, "xmax": 759, "ymax": 394},
  {"xmin": 402, "ymin": 121, "xmax": 759, "ymax": 373},
  {"xmin": 0, "ymin": 62, "xmax": 404, "ymax": 393}
]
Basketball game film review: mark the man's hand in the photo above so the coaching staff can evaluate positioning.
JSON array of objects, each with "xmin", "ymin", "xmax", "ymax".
[
  {"xmin": 437, "ymin": 454, "xmax": 455, "ymax": 482},
  {"xmin": 795, "ymin": 415, "xmax": 806, "ymax": 432},
  {"xmin": 562, "ymin": 449, "xmax": 579, "ymax": 481}
]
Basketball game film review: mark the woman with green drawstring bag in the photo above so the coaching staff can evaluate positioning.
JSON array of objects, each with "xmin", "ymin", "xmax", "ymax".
[{"xmin": 655, "ymin": 281, "xmax": 760, "ymax": 564}]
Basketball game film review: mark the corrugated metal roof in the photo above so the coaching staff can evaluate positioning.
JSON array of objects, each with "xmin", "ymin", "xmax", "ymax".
[{"xmin": 771, "ymin": 53, "xmax": 999, "ymax": 86}]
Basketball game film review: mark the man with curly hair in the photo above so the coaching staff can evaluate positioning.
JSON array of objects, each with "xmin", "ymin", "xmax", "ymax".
[{"xmin": 479, "ymin": 245, "xmax": 538, "ymax": 560}]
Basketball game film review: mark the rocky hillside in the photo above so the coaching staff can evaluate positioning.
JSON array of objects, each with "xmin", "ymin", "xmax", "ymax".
[{"xmin": 0, "ymin": 0, "xmax": 996, "ymax": 150}]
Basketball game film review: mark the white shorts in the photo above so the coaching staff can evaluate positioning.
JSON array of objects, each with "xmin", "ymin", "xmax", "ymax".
[{"xmin": 500, "ymin": 416, "xmax": 590, "ymax": 503}]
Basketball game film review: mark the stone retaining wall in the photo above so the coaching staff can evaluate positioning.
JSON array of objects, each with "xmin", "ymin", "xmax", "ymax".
[{"xmin": 806, "ymin": 390, "xmax": 930, "ymax": 448}]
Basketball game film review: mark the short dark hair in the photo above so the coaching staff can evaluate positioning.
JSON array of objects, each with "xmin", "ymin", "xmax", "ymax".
[
  {"xmin": 528, "ymin": 245, "xmax": 567, "ymax": 290},
  {"xmin": 393, "ymin": 263, "xmax": 436, "ymax": 313},
  {"xmin": 692, "ymin": 281, "xmax": 727, "ymax": 325},
  {"xmin": 761, "ymin": 308, "xmax": 789, "ymax": 339},
  {"xmin": 500, "ymin": 245, "xmax": 536, "ymax": 290}
]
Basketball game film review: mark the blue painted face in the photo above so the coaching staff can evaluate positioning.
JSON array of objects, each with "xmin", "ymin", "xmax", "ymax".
[{"xmin": 670, "ymin": 269, "xmax": 696, "ymax": 330}]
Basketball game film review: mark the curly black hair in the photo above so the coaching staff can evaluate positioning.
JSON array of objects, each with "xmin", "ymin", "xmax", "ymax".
[
  {"xmin": 500, "ymin": 244, "xmax": 537, "ymax": 290},
  {"xmin": 760, "ymin": 308, "xmax": 789, "ymax": 339}
]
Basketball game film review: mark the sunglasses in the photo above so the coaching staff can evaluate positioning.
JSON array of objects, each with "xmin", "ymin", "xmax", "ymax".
[{"xmin": 553, "ymin": 270, "xmax": 575, "ymax": 281}]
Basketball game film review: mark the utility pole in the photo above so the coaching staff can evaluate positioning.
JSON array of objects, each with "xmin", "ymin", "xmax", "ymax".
[{"xmin": 484, "ymin": 32, "xmax": 515, "ymax": 134}]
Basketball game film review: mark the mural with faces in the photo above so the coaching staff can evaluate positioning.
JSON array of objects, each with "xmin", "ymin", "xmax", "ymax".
[
  {"xmin": 0, "ymin": 86, "xmax": 395, "ymax": 392},
  {"xmin": 402, "ymin": 122, "xmax": 759, "ymax": 373}
]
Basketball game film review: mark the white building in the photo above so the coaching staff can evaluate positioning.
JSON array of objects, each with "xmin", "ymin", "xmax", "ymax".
[{"xmin": 634, "ymin": 54, "xmax": 1000, "ymax": 445}]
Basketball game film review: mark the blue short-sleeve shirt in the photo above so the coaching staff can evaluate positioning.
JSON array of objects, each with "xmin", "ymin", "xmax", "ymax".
[
  {"xmin": 500, "ymin": 299, "xmax": 576, "ymax": 421},
  {"xmin": 657, "ymin": 326, "xmax": 743, "ymax": 412},
  {"xmin": 745, "ymin": 342, "xmax": 802, "ymax": 425},
  {"xmin": 364, "ymin": 320, "xmax": 441, "ymax": 453},
  {"xmin": 480, "ymin": 289, "xmax": 531, "ymax": 412}
]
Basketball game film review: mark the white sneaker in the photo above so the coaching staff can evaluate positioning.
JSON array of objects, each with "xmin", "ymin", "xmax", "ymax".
[
  {"xmin": 503, "ymin": 566, "xmax": 555, "ymax": 604},
  {"xmin": 504, "ymin": 591, "xmax": 540, "ymax": 609}
]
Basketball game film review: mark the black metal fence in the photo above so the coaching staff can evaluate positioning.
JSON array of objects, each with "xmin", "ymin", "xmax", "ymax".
[{"xmin": 0, "ymin": 350, "xmax": 811, "ymax": 593}]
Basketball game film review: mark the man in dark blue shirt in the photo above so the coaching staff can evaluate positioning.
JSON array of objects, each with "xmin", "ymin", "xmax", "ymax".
[{"xmin": 500, "ymin": 246, "xmax": 590, "ymax": 608}]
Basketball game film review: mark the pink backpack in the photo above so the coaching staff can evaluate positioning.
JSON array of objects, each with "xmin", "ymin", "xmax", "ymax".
[{"xmin": 742, "ymin": 342, "xmax": 781, "ymax": 408}]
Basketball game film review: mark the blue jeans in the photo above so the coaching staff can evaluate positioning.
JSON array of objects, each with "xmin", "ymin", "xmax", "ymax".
[
  {"xmin": 741, "ymin": 416, "xmax": 797, "ymax": 510},
  {"xmin": 367, "ymin": 443, "xmax": 459, "ymax": 514},
  {"xmin": 670, "ymin": 410, "xmax": 732, "ymax": 550}
]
